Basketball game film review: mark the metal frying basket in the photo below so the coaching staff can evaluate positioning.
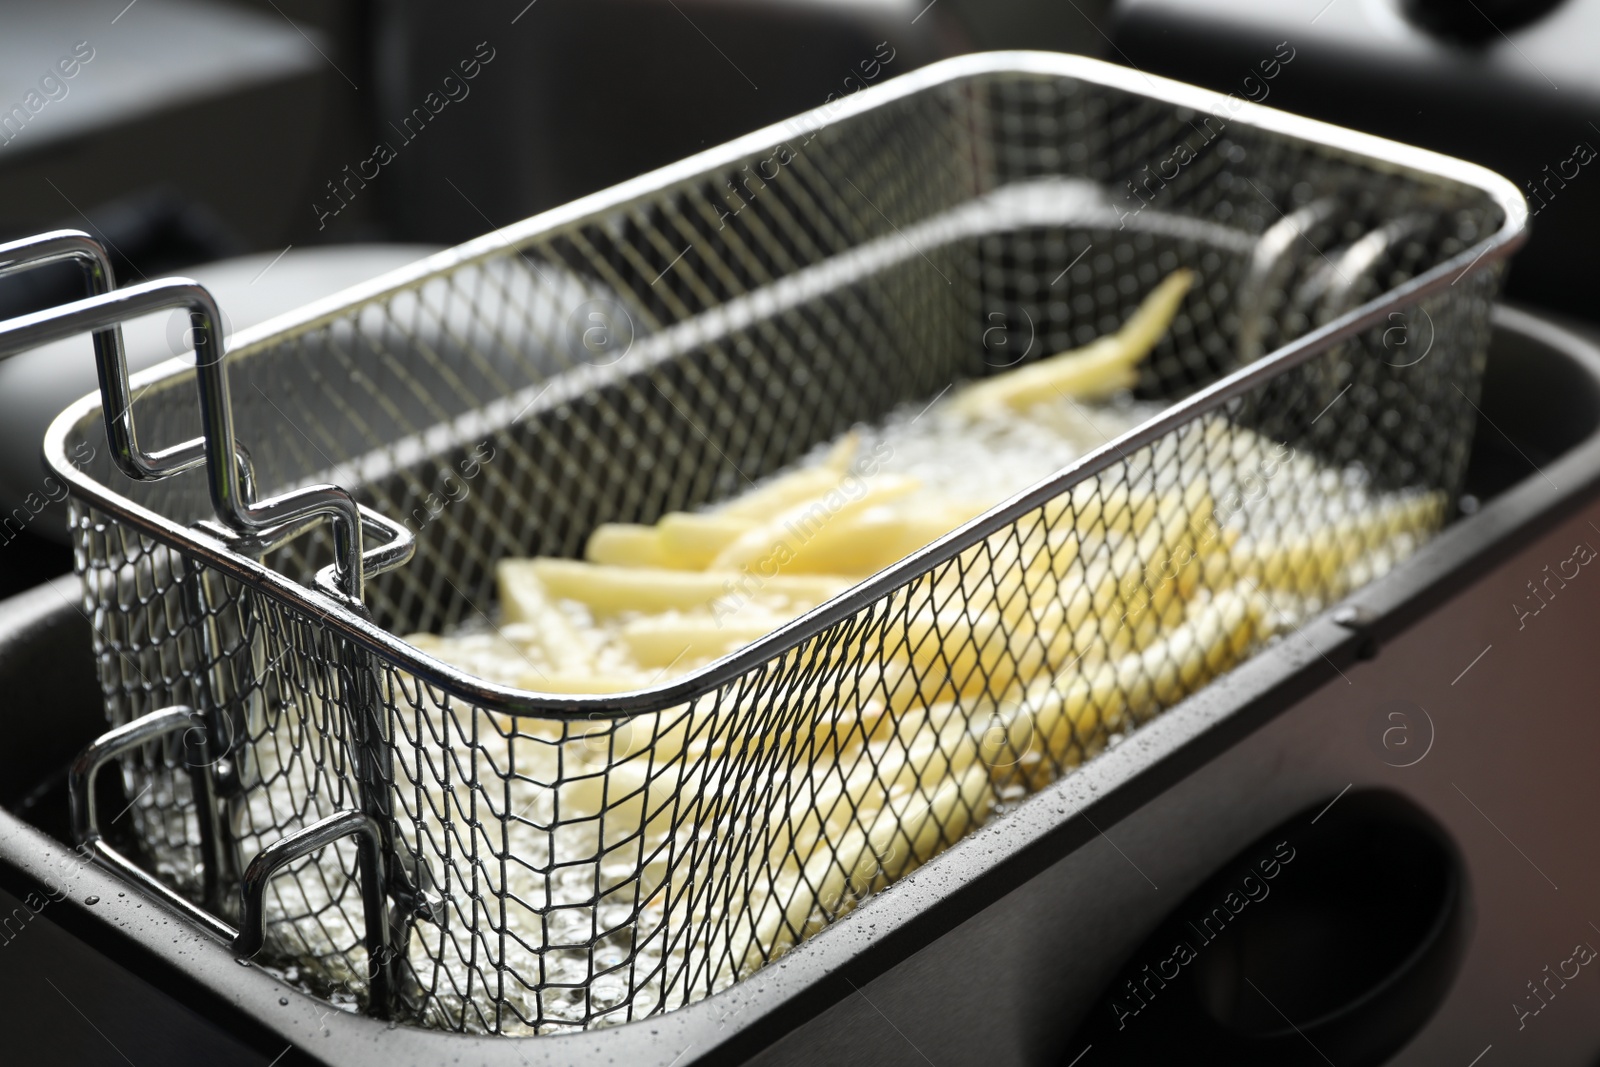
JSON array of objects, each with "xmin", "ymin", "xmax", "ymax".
[{"xmin": 4, "ymin": 53, "xmax": 1522, "ymax": 1036}]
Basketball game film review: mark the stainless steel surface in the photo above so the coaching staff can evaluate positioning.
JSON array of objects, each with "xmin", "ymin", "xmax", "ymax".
[
  {"xmin": 0, "ymin": 255, "xmax": 417, "ymax": 602},
  {"xmin": 67, "ymin": 703, "xmax": 231, "ymax": 919},
  {"xmin": 20, "ymin": 52, "xmax": 1524, "ymax": 1034}
]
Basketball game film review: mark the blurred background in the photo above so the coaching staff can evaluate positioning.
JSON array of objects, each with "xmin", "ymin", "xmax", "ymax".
[{"xmin": 0, "ymin": 0, "xmax": 1590, "ymax": 594}]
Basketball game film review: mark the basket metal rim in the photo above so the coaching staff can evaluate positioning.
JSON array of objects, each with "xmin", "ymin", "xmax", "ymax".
[
  {"xmin": 63, "ymin": 51, "xmax": 1528, "ymax": 410},
  {"xmin": 43, "ymin": 50, "xmax": 1529, "ymax": 720},
  {"xmin": 222, "ymin": 49, "xmax": 1531, "ymax": 360}
]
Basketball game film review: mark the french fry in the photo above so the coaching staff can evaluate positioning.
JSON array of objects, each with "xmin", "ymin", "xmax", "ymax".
[
  {"xmin": 618, "ymin": 614, "xmax": 794, "ymax": 669},
  {"xmin": 717, "ymin": 467, "xmax": 843, "ymax": 521},
  {"xmin": 677, "ymin": 699, "xmax": 975, "ymax": 941},
  {"xmin": 865, "ymin": 762, "xmax": 993, "ymax": 887},
  {"xmin": 588, "ymin": 513, "xmax": 759, "ymax": 570},
  {"xmin": 918, "ymin": 525, "xmax": 1084, "ymax": 634},
  {"xmin": 398, "ymin": 260, "xmax": 1470, "ymax": 1008},
  {"xmin": 708, "ymin": 474, "xmax": 922, "ymax": 573},
  {"xmin": 703, "ymin": 669, "xmax": 905, "ymax": 766},
  {"xmin": 887, "ymin": 606, "xmax": 1019, "ymax": 699},
  {"xmin": 951, "ymin": 269, "xmax": 1194, "ymax": 416},
  {"xmin": 585, "ymin": 523, "xmax": 675, "ymax": 568},
  {"xmin": 508, "ymin": 559, "xmax": 852, "ymax": 616},
  {"xmin": 555, "ymin": 753, "xmax": 703, "ymax": 887},
  {"xmin": 1015, "ymin": 486, "xmax": 1225, "ymax": 667},
  {"xmin": 739, "ymin": 763, "xmax": 994, "ymax": 971},
  {"xmin": 1001, "ymin": 586, "xmax": 1265, "ymax": 792},
  {"xmin": 659, "ymin": 512, "xmax": 756, "ymax": 568},
  {"xmin": 766, "ymin": 497, "xmax": 991, "ymax": 576},
  {"xmin": 494, "ymin": 566, "xmax": 593, "ymax": 674},
  {"xmin": 1235, "ymin": 491, "xmax": 1445, "ymax": 597},
  {"xmin": 823, "ymin": 431, "xmax": 862, "ymax": 473}
]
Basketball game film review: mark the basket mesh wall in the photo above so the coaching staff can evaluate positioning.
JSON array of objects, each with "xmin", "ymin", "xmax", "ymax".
[{"xmin": 63, "ymin": 64, "xmax": 1506, "ymax": 1033}]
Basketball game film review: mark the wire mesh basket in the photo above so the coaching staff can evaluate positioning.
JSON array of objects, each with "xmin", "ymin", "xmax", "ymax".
[{"xmin": 9, "ymin": 53, "xmax": 1523, "ymax": 1036}]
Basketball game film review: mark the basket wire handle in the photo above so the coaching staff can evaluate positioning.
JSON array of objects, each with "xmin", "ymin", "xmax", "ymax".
[
  {"xmin": 233, "ymin": 810, "xmax": 395, "ymax": 1014},
  {"xmin": 69, "ymin": 705, "xmax": 396, "ymax": 1017},
  {"xmin": 0, "ymin": 230, "xmax": 255, "ymax": 491},
  {"xmin": 67, "ymin": 705, "xmax": 235, "ymax": 939},
  {"xmin": 0, "ymin": 229, "xmax": 415, "ymax": 604}
]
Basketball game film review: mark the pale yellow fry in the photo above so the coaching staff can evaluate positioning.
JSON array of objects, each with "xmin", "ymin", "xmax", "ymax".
[
  {"xmin": 1003, "ymin": 586, "xmax": 1264, "ymax": 793},
  {"xmin": 588, "ymin": 512, "xmax": 758, "ymax": 570},
  {"xmin": 513, "ymin": 559, "xmax": 852, "ymax": 616},
  {"xmin": 619, "ymin": 614, "xmax": 792, "ymax": 669},
  {"xmin": 658, "ymin": 512, "xmax": 756, "ymax": 568},
  {"xmin": 766, "ymin": 741, "xmax": 911, "ymax": 867},
  {"xmin": 783, "ymin": 498, "xmax": 993, "ymax": 576},
  {"xmin": 670, "ymin": 699, "xmax": 975, "ymax": 953},
  {"xmin": 496, "ymin": 563, "xmax": 592, "ymax": 674},
  {"xmin": 888, "ymin": 607, "xmax": 1015, "ymax": 700},
  {"xmin": 823, "ymin": 430, "xmax": 862, "ymax": 473},
  {"xmin": 635, "ymin": 649, "xmax": 910, "ymax": 770},
  {"xmin": 798, "ymin": 707, "xmax": 978, "ymax": 855},
  {"xmin": 951, "ymin": 269, "xmax": 1194, "ymax": 415},
  {"xmin": 859, "ymin": 761, "xmax": 993, "ymax": 890},
  {"xmin": 709, "ymin": 474, "xmax": 922, "ymax": 573},
  {"xmin": 922, "ymin": 524, "xmax": 1079, "ymax": 630},
  {"xmin": 877, "ymin": 566, "xmax": 1175, "ymax": 712},
  {"xmin": 1056, "ymin": 500, "xmax": 1216, "ymax": 652},
  {"xmin": 585, "ymin": 523, "xmax": 676, "ymax": 568},
  {"xmin": 1236, "ymin": 491, "xmax": 1446, "ymax": 597},
  {"xmin": 877, "ymin": 488, "xmax": 1220, "ymax": 710},
  {"xmin": 587, "ymin": 536, "xmax": 1258, "ymax": 974},
  {"xmin": 559, "ymin": 702, "xmax": 712, "ymax": 771},
  {"xmin": 709, "ymin": 671, "xmax": 897, "ymax": 766},
  {"xmin": 556, "ymin": 755, "xmax": 703, "ymax": 898},
  {"xmin": 741, "ymin": 764, "xmax": 993, "ymax": 972},
  {"xmin": 717, "ymin": 467, "xmax": 843, "ymax": 521}
]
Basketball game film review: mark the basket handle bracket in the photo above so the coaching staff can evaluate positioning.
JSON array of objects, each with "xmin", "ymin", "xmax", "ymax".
[
  {"xmin": 234, "ymin": 809, "xmax": 396, "ymax": 1016},
  {"xmin": 0, "ymin": 230, "xmax": 414, "ymax": 605},
  {"xmin": 70, "ymin": 708, "xmax": 399, "ymax": 1018},
  {"xmin": 68, "ymin": 705, "xmax": 235, "ymax": 937}
]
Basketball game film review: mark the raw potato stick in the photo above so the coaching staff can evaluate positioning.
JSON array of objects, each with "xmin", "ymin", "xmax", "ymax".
[
  {"xmin": 585, "ymin": 523, "xmax": 676, "ymax": 568},
  {"xmin": 708, "ymin": 474, "xmax": 922, "ymax": 573},
  {"xmin": 779, "ymin": 497, "xmax": 996, "ymax": 576},
  {"xmin": 659, "ymin": 512, "xmax": 757, "ymax": 568},
  {"xmin": 586, "ymin": 513, "xmax": 757, "ymax": 570},
  {"xmin": 717, "ymin": 467, "xmax": 844, "ymax": 520},
  {"xmin": 619, "ymin": 614, "xmax": 793, "ymax": 668},
  {"xmin": 950, "ymin": 269, "xmax": 1194, "ymax": 416},
  {"xmin": 1235, "ymin": 491, "xmax": 1446, "ymax": 596},
  {"xmin": 512, "ymin": 559, "xmax": 852, "ymax": 615},
  {"xmin": 983, "ymin": 586, "xmax": 1265, "ymax": 793},
  {"xmin": 737, "ymin": 763, "xmax": 994, "ymax": 972},
  {"xmin": 493, "ymin": 565, "xmax": 593, "ymax": 675}
]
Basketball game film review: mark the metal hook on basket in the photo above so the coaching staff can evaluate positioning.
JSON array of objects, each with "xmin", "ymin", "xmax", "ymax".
[
  {"xmin": 1235, "ymin": 198, "xmax": 1344, "ymax": 366},
  {"xmin": 68, "ymin": 706, "xmax": 398, "ymax": 1018},
  {"xmin": 233, "ymin": 810, "xmax": 395, "ymax": 1015},
  {"xmin": 0, "ymin": 230, "xmax": 258, "ymax": 494},
  {"xmin": 0, "ymin": 230, "xmax": 415, "ymax": 605},
  {"xmin": 68, "ymin": 705, "xmax": 236, "ymax": 940}
]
